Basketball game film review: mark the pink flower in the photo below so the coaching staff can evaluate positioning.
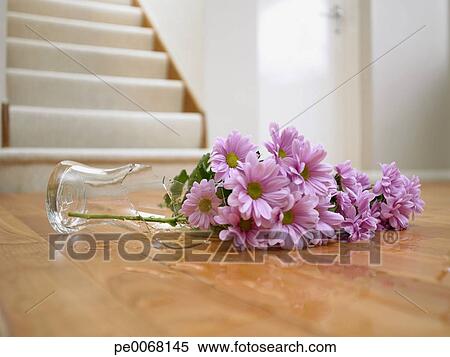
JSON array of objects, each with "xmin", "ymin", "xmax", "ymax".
[
  {"xmin": 264, "ymin": 122, "xmax": 302, "ymax": 175},
  {"xmin": 180, "ymin": 179, "xmax": 221, "ymax": 229},
  {"xmin": 338, "ymin": 188, "xmax": 378, "ymax": 241},
  {"xmin": 271, "ymin": 193, "xmax": 319, "ymax": 247},
  {"xmin": 373, "ymin": 162, "xmax": 403, "ymax": 197},
  {"xmin": 379, "ymin": 191, "xmax": 414, "ymax": 230},
  {"xmin": 341, "ymin": 209, "xmax": 378, "ymax": 241},
  {"xmin": 335, "ymin": 191, "xmax": 352, "ymax": 215},
  {"xmin": 355, "ymin": 171, "xmax": 371, "ymax": 190},
  {"xmin": 315, "ymin": 196, "xmax": 344, "ymax": 237},
  {"xmin": 335, "ymin": 160, "xmax": 357, "ymax": 192},
  {"xmin": 335, "ymin": 160, "xmax": 371, "ymax": 192},
  {"xmin": 403, "ymin": 175, "xmax": 424, "ymax": 215},
  {"xmin": 225, "ymin": 151, "xmax": 293, "ymax": 226},
  {"xmin": 289, "ymin": 139, "xmax": 334, "ymax": 196},
  {"xmin": 214, "ymin": 206, "xmax": 267, "ymax": 249},
  {"xmin": 210, "ymin": 131, "xmax": 257, "ymax": 182}
]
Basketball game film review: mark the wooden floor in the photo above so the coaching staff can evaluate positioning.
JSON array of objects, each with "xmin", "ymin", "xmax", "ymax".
[{"xmin": 0, "ymin": 183, "xmax": 449, "ymax": 336}]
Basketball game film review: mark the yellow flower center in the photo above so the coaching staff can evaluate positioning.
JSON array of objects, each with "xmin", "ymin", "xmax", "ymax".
[
  {"xmin": 226, "ymin": 152, "xmax": 239, "ymax": 168},
  {"xmin": 278, "ymin": 148, "xmax": 287, "ymax": 159},
  {"xmin": 239, "ymin": 218, "xmax": 253, "ymax": 232},
  {"xmin": 198, "ymin": 198, "xmax": 212, "ymax": 213},
  {"xmin": 282, "ymin": 209, "xmax": 294, "ymax": 225},
  {"xmin": 247, "ymin": 182, "xmax": 263, "ymax": 200},
  {"xmin": 301, "ymin": 165, "xmax": 310, "ymax": 180}
]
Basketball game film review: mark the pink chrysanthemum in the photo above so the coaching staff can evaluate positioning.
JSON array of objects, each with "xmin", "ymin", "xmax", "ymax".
[
  {"xmin": 210, "ymin": 131, "xmax": 257, "ymax": 182},
  {"xmin": 264, "ymin": 122, "xmax": 302, "ymax": 175},
  {"xmin": 289, "ymin": 139, "xmax": 334, "ymax": 196},
  {"xmin": 379, "ymin": 191, "xmax": 414, "ymax": 230},
  {"xmin": 335, "ymin": 160, "xmax": 371, "ymax": 192},
  {"xmin": 315, "ymin": 196, "xmax": 344, "ymax": 237},
  {"xmin": 402, "ymin": 175, "xmax": 424, "ymax": 215},
  {"xmin": 335, "ymin": 160, "xmax": 357, "ymax": 192},
  {"xmin": 180, "ymin": 179, "xmax": 221, "ymax": 229},
  {"xmin": 271, "ymin": 193, "xmax": 319, "ymax": 247},
  {"xmin": 214, "ymin": 206, "xmax": 266, "ymax": 249},
  {"xmin": 338, "ymin": 188, "xmax": 378, "ymax": 241},
  {"xmin": 355, "ymin": 170, "xmax": 371, "ymax": 190},
  {"xmin": 224, "ymin": 151, "xmax": 292, "ymax": 226},
  {"xmin": 373, "ymin": 162, "xmax": 403, "ymax": 197}
]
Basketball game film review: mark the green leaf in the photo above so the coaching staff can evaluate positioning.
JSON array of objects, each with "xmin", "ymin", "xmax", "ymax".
[
  {"xmin": 187, "ymin": 153, "xmax": 213, "ymax": 189},
  {"xmin": 163, "ymin": 169, "xmax": 189, "ymax": 215},
  {"xmin": 161, "ymin": 153, "xmax": 215, "ymax": 216}
]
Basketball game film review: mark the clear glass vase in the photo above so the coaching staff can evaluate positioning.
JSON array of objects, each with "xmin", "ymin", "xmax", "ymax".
[{"xmin": 46, "ymin": 161, "xmax": 186, "ymax": 233}]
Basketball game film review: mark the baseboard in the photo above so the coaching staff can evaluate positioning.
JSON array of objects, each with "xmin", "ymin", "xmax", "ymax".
[{"xmin": 366, "ymin": 169, "xmax": 450, "ymax": 182}]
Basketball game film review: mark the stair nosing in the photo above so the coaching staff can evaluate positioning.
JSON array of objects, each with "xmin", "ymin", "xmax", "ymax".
[
  {"xmin": 39, "ymin": 0, "xmax": 142, "ymax": 12},
  {"xmin": 7, "ymin": 11, "xmax": 152, "ymax": 34},
  {"xmin": 9, "ymin": 105, "xmax": 202, "ymax": 118}
]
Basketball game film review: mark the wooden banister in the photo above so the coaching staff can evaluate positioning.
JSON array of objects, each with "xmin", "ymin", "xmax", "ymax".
[{"xmin": 1, "ymin": 102, "xmax": 9, "ymax": 148}]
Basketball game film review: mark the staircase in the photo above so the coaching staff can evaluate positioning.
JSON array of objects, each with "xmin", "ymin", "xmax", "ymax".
[{"xmin": 1, "ymin": 0, "xmax": 206, "ymax": 192}]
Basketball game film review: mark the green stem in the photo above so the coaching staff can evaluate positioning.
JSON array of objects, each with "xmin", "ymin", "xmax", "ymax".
[{"xmin": 67, "ymin": 211, "xmax": 183, "ymax": 225}]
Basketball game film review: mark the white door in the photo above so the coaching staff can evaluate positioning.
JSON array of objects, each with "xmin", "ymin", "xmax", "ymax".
[{"xmin": 258, "ymin": 0, "xmax": 363, "ymax": 166}]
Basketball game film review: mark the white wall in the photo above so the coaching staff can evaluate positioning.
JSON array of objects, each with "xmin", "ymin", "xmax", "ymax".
[
  {"xmin": 0, "ymin": 0, "xmax": 5, "ymax": 102},
  {"xmin": 258, "ymin": 0, "xmax": 363, "ymax": 165},
  {"xmin": 140, "ymin": 0, "xmax": 260, "ymax": 146},
  {"xmin": 203, "ymin": 0, "xmax": 259, "ymax": 144},
  {"xmin": 0, "ymin": 0, "xmax": 6, "ymax": 146},
  {"xmin": 140, "ymin": 0, "xmax": 205, "ymax": 104},
  {"xmin": 141, "ymin": 0, "xmax": 449, "ymax": 172},
  {"xmin": 369, "ymin": 0, "xmax": 449, "ymax": 170}
]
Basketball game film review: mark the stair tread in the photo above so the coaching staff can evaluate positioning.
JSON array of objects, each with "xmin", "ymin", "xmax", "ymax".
[
  {"xmin": 10, "ymin": 105, "xmax": 200, "ymax": 118},
  {"xmin": 7, "ymin": 37, "xmax": 165, "ymax": 59},
  {"xmin": 8, "ymin": 11, "xmax": 151, "ymax": 34},
  {"xmin": 82, "ymin": 0, "xmax": 133, "ymax": 5},
  {"xmin": 7, "ymin": 37, "xmax": 167, "ymax": 78},
  {"xmin": 8, "ymin": 11, "xmax": 154, "ymax": 50},
  {"xmin": 8, "ymin": 0, "xmax": 143, "ymax": 27}
]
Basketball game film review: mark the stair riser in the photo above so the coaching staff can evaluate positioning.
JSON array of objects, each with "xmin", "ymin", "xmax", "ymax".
[
  {"xmin": 7, "ymin": 70, "xmax": 184, "ymax": 112},
  {"xmin": 8, "ymin": 0, "xmax": 143, "ymax": 26},
  {"xmin": 8, "ymin": 13, "xmax": 153, "ymax": 50},
  {"xmin": 7, "ymin": 39, "xmax": 167, "ymax": 79},
  {"xmin": 10, "ymin": 107, "xmax": 201, "ymax": 148}
]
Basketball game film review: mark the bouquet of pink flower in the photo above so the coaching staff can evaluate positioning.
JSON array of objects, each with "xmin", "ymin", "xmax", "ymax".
[{"xmin": 163, "ymin": 123, "xmax": 424, "ymax": 249}]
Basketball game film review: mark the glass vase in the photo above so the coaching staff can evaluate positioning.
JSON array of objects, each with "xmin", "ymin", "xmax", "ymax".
[{"xmin": 46, "ymin": 161, "xmax": 186, "ymax": 234}]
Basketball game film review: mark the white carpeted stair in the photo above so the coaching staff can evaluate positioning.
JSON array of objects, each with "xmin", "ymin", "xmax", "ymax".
[
  {"xmin": 8, "ymin": 0, "xmax": 143, "ymax": 26},
  {"xmin": 7, "ymin": 68, "xmax": 184, "ymax": 111},
  {"xmin": 7, "ymin": 37, "xmax": 167, "ymax": 78},
  {"xmin": 8, "ymin": 12, "xmax": 154, "ymax": 50},
  {"xmin": 9, "ymin": 106, "xmax": 202, "ymax": 148},
  {"xmin": 1, "ymin": 0, "xmax": 206, "ymax": 192}
]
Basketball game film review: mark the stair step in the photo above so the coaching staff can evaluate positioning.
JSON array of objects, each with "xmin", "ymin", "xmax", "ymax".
[
  {"xmin": 85, "ymin": 0, "xmax": 133, "ymax": 5},
  {"xmin": 9, "ymin": 106, "xmax": 202, "ymax": 148},
  {"xmin": 0, "ymin": 147, "xmax": 207, "ymax": 192},
  {"xmin": 8, "ymin": 12, "xmax": 153, "ymax": 50},
  {"xmin": 7, "ymin": 68, "xmax": 184, "ymax": 112},
  {"xmin": 7, "ymin": 37, "xmax": 167, "ymax": 79},
  {"xmin": 8, "ymin": 0, "xmax": 142, "ymax": 27}
]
